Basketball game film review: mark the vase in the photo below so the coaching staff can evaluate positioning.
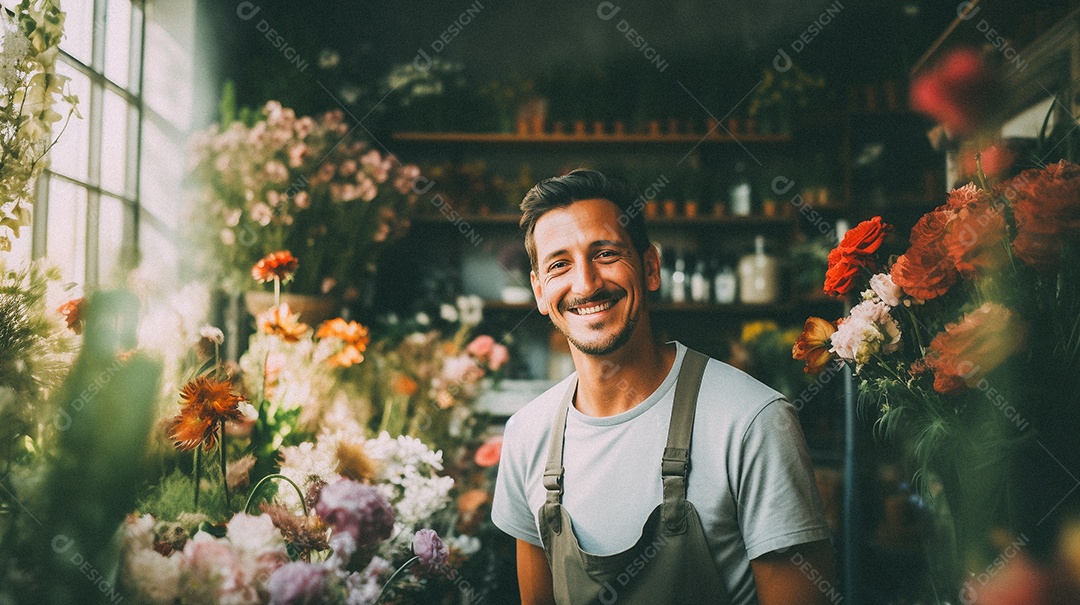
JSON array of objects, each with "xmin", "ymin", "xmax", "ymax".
[{"xmin": 244, "ymin": 291, "xmax": 342, "ymax": 326}]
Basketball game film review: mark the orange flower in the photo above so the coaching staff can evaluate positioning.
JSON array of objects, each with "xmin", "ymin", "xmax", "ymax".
[
  {"xmin": 315, "ymin": 318, "xmax": 370, "ymax": 367},
  {"xmin": 891, "ymin": 208, "xmax": 959, "ymax": 300},
  {"xmin": 944, "ymin": 199, "xmax": 1009, "ymax": 279},
  {"xmin": 257, "ymin": 303, "xmax": 309, "ymax": 342},
  {"xmin": 922, "ymin": 302, "xmax": 1027, "ymax": 394},
  {"xmin": 169, "ymin": 376, "xmax": 246, "ymax": 451},
  {"xmin": 57, "ymin": 298, "xmax": 85, "ymax": 334},
  {"xmin": 251, "ymin": 250, "xmax": 299, "ymax": 283},
  {"xmin": 792, "ymin": 317, "xmax": 838, "ymax": 374},
  {"xmin": 391, "ymin": 373, "xmax": 419, "ymax": 397}
]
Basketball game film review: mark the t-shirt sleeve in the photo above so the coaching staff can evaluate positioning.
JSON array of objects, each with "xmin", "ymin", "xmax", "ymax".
[
  {"xmin": 491, "ymin": 416, "xmax": 544, "ymax": 547},
  {"xmin": 735, "ymin": 398, "xmax": 832, "ymax": 560}
]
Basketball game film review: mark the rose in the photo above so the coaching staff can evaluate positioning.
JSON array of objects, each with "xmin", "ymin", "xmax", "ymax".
[
  {"xmin": 944, "ymin": 202, "xmax": 1008, "ymax": 279},
  {"xmin": 921, "ymin": 302, "xmax": 1027, "ymax": 394},
  {"xmin": 411, "ymin": 529, "xmax": 449, "ymax": 578},
  {"xmin": 910, "ymin": 47, "xmax": 1000, "ymax": 135},
  {"xmin": 891, "ymin": 208, "xmax": 959, "ymax": 300},
  {"xmin": 823, "ymin": 217, "xmax": 892, "ymax": 298}
]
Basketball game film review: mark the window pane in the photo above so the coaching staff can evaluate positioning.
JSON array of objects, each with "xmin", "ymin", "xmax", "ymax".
[
  {"xmin": 97, "ymin": 194, "xmax": 128, "ymax": 284},
  {"xmin": 103, "ymin": 0, "xmax": 132, "ymax": 88},
  {"xmin": 101, "ymin": 90, "xmax": 132, "ymax": 195},
  {"xmin": 8, "ymin": 226, "xmax": 32, "ymax": 266},
  {"xmin": 45, "ymin": 178, "xmax": 89, "ymax": 287},
  {"xmin": 138, "ymin": 219, "xmax": 179, "ymax": 285},
  {"xmin": 51, "ymin": 61, "xmax": 92, "ymax": 181},
  {"xmin": 59, "ymin": 0, "xmax": 96, "ymax": 66}
]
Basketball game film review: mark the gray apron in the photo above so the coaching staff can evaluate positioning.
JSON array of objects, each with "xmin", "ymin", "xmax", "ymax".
[{"xmin": 538, "ymin": 349, "xmax": 732, "ymax": 605}]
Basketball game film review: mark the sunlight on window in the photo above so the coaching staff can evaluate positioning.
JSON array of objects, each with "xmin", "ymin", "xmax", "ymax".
[
  {"xmin": 51, "ymin": 61, "xmax": 91, "ymax": 181},
  {"xmin": 97, "ymin": 194, "xmax": 127, "ymax": 285},
  {"xmin": 60, "ymin": 0, "xmax": 95, "ymax": 65},
  {"xmin": 45, "ymin": 179, "xmax": 88, "ymax": 289},
  {"xmin": 101, "ymin": 89, "xmax": 131, "ymax": 195}
]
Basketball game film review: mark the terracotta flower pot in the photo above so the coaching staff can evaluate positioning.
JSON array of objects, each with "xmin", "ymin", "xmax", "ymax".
[{"xmin": 244, "ymin": 291, "xmax": 342, "ymax": 326}]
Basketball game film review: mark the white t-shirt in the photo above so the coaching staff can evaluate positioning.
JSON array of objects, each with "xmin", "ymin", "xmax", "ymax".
[{"xmin": 492, "ymin": 342, "xmax": 831, "ymax": 605}]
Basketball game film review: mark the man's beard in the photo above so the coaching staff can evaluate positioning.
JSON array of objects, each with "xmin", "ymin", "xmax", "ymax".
[{"xmin": 556, "ymin": 288, "xmax": 637, "ymax": 356}]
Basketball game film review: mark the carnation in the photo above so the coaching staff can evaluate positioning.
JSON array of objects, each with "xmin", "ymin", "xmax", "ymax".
[
  {"xmin": 830, "ymin": 300, "xmax": 902, "ymax": 366},
  {"xmin": 869, "ymin": 273, "xmax": 903, "ymax": 307}
]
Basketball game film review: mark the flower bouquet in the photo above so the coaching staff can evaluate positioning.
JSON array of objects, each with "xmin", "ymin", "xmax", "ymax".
[
  {"xmin": 793, "ymin": 161, "xmax": 1080, "ymax": 590},
  {"xmin": 189, "ymin": 101, "xmax": 421, "ymax": 297}
]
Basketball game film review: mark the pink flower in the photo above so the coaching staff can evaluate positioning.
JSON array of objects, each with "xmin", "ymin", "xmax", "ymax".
[
  {"xmin": 829, "ymin": 300, "xmax": 902, "ymax": 365},
  {"xmin": 412, "ymin": 529, "xmax": 449, "ymax": 578},
  {"xmin": 489, "ymin": 343, "xmax": 510, "ymax": 371},
  {"xmin": 314, "ymin": 479, "xmax": 395, "ymax": 551},
  {"xmin": 268, "ymin": 561, "xmax": 329, "ymax": 605},
  {"xmin": 466, "ymin": 335, "xmax": 495, "ymax": 358},
  {"xmin": 869, "ymin": 273, "xmax": 903, "ymax": 307}
]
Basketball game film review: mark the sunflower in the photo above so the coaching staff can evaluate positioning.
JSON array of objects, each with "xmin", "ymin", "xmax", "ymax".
[
  {"xmin": 169, "ymin": 376, "xmax": 246, "ymax": 451},
  {"xmin": 251, "ymin": 250, "xmax": 299, "ymax": 283},
  {"xmin": 315, "ymin": 318, "xmax": 369, "ymax": 367},
  {"xmin": 257, "ymin": 303, "xmax": 309, "ymax": 343}
]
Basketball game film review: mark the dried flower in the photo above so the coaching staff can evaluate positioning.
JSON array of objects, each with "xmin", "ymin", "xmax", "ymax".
[
  {"xmin": 252, "ymin": 250, "xmax": 299, "ymax": 283},
  {"xmin": 411, "ymin": 528, "xmax": 449, "ymax": 578},
  {"xmin": 225, "ymin": 454, "xmax": 257, "ymax": 490},
  {"xmin": 169, "ymin": 376, "xmax": 245, "ymax": 451}
]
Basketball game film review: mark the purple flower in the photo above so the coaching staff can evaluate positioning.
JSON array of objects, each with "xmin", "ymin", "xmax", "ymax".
[
  {"xmin": 412, "ymin": 529, "xmax": 449, "ymax": 578},
  {"xmin": 315, "ymin": 479, "xmax": 395, "ymax": 550},
  {"xmin": 268, "ymin": 561, "xmax": 328, "ymax": 605}
]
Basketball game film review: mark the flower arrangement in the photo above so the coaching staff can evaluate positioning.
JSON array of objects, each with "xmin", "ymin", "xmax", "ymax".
[
  {"xmin": 792, "ymin": 160, "xmax": 1080, "ymax": 589},
  {"xmin": 189, "ymin": 102, "xmax": 421, "ymax": 296},
  {"xmin": 0, "ymin": 0, "xmax": 80, "ymax": 252}
]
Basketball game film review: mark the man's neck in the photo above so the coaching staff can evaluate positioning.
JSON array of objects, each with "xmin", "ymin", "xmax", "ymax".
[{"xmin": 570, "ymin": 332, "xmax": 677, "ymax": 417}]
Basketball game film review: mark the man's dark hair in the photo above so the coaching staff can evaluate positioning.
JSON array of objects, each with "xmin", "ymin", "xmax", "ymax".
[{"xmin": 519, "ymin": 169, "xmax": 650, "ymax": 271}]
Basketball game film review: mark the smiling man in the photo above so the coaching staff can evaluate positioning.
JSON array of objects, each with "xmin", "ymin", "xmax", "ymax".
[{"xmin": 492, "ymin": 170, "xmax": 836, "ymax": 605}]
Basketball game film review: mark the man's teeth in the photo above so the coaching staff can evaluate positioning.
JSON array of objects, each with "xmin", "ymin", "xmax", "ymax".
[{"xmin": 574, "ymin": 300, "xmax": 614, "ymax": 315}]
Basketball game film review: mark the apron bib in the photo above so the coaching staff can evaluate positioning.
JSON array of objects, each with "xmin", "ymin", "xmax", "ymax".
[{"xmin": 538, "ymin": 349, "xmax": 732, "ymax": 605}]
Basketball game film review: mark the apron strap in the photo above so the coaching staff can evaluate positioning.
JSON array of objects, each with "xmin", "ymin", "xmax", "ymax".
[
  {"xmin": 541, "ymin": 376, "xmax": 577, "ymax": 535},
  {"xmin": 661, "ymin": 349, "xmax": 709, "ymax": 534}
]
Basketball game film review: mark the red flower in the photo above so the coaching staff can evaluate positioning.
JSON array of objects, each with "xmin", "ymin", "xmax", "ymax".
[
  {"xmin": 1006, "ymin": 160, "xmax": 1080, "ymax": 270},
  {"xmin": 474, "ymin": 435, "xmax": 503, "ymax": 467},
  {"xmin": 169, "ymin": 376, "xmax": 246, "ymax": 451},
  {"xmin": 792, "ymin": 317, "xmax": 838, "ymax": 374},
  {"xmin": 910, "ymin": 47, "xmax": 1000, "ymax": 136},
  {"xmin": 891, "ymin": 208, "xmax": 959, "ymax": 300},
  {"xmin": 57, "ymin": 297, "xmax": 85, "ymax": 334},
  {"xmin": 824, "ymin": 217, "xmax": 892, "ymax": 298},
  {"xmin": 922, "ymin": 303, "xmax": 1027, "ymax": 394},
  {"xmin": 252, "ymin": 250, "xmax": 299, "ymax": 283},
  {"xmin": 959, "ymin": 142, "xmax": 1016, "ymax": 182}
]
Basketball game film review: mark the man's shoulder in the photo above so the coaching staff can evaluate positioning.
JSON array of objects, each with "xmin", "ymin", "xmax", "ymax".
[{"xmin": 696, "ymin": 352, "xmax": 787, "ymax": 415}]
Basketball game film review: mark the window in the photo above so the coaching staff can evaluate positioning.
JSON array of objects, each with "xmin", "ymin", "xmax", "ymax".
[{"xmin": 15, "ymin": 0, "xmax": 145, "ymax": 292}]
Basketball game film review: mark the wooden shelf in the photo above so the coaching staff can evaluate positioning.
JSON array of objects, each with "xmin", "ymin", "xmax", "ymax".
[
  {"xmin": 392, "ymin": 131, "xmax": 793, "ymax": 144},
  {"xmin": 411, "ymin": 214, "xmax": 797, "ymax": 228}
]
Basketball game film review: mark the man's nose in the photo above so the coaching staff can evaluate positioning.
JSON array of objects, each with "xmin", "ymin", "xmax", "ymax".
[{"xmin": 571, "ymin": 261, "xmax": 603, "ymax": 296}]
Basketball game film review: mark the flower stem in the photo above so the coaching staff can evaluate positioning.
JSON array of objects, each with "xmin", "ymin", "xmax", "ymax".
[
  {"xmin": 220, "ymin": 420, "xmax": 230, "ymax": 508},
  {"xmin": 193, "ymin": 448, "xmax": 201, "ymax": 510},
  {"xmin": 376, "ymin": 556, "xmax": 419, "ymax": 604},
  {"xmin": 274, "ymin": 276, "xmax": 281, "ymax": 307},
  {"xmin": 244, "ymin": 473, "xmax": 309, "ymax": 516}
]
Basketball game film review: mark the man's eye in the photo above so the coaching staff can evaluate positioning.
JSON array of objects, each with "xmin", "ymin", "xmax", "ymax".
[
  {"xmin": 597, "ymin": 250, "xmax": 618, "ymax": 259},
  {"xmin": 548, "ymin": 261, "xmax": 568, "ymax": 272}
]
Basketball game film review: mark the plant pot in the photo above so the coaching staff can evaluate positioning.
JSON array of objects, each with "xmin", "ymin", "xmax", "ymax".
[{"xmin": 244, "ymin": 291, "xmax": 342, "ymax": 326}]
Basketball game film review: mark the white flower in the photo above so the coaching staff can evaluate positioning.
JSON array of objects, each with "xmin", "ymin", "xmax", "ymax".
[
  {"xmin": 457, "ymin": 295, "xmax": 483, "ymax": 325},
  {"xmin": 869, "ymin": 273, "xmax": 903, "ymax": 307},
  {"xmin": 199, "ymin": 325, "xmax": 225, "ymax": 344},
  {"xmin": 830, "ymin": 300, "xmax": 902, "ymax": 365},
  {"xmin": 446, "ymin": 534, "xmax": 482, "ymax": 556},
  {"xmin": 439, "ymin": 303, "xmax": 458, "ymax": 323},
  {"xmin": 226, "ymin": 513, "xmax": 287, "ymax": 562},
  {"xmin": 123, "ymin": 549, "xmax": 181, "ymax": 605}
]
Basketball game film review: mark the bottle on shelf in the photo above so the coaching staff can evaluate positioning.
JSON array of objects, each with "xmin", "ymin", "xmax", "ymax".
[
  {"xmin": 738, "ymin": 235, "xmax": 780, "ymax": 304},
  {"xmin": 658, "ymin": 244, "xmax": 674, "ymax": 302},
  {"xmin": 671, "ymin": 252, "xmax": 687, "ymax": 304},
  {"xmin": 690, "ymin": 256, "xmax": 710, "ymax": 303},
  {"xmin": 713, "ymin": 262, "xmax": 737, "ymax": 304},
  {"xmin": 729, "ymin": 161, "xmax": 752, "ymax": 217}
]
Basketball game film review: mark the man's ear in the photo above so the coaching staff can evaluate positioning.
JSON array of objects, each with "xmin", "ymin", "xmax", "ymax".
[
  {"xmin": 643, "ymin": 245, "xmax": 661, "ymax": 292},
  {"xmin": 531, "ymin": 270, "xmax": 549, "ymax": 315}
]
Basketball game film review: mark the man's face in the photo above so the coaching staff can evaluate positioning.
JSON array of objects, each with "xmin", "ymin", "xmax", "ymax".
[{"xmin": 530, "ymin": 198, "xmax": 660, "ymax": 356}]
